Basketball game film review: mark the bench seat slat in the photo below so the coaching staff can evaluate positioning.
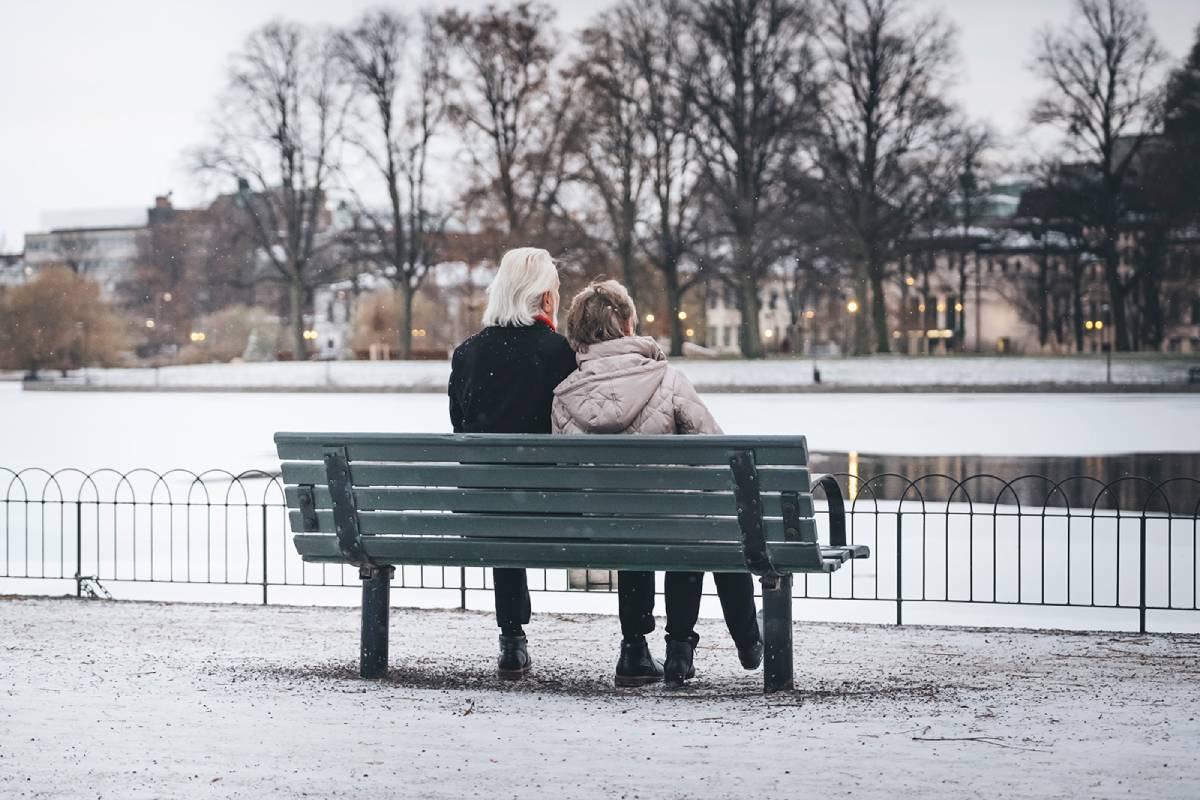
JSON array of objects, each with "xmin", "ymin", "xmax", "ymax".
[
  {"xmin": 288, "ymin": 509, "xmax": 816, "ymax": 542},
  {"xmin": 280, "ymin": 462, "xmax": 810, "ymax": 493},
  {"xmin": 284, "ymin": 485, "xmax": 815, "ymax": 519},
  {"xmin": 275, "ymin": 432, "xmax": 808, "ymax": 467},
  {"xmin": 292, "ymin": 534, "xmax": 865, "ymax": 573}
]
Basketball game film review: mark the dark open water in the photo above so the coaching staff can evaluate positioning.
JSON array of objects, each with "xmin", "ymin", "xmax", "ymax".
[{"xmin": 808, "ymin": 451, "xmax": 1200, "ymax": 512}]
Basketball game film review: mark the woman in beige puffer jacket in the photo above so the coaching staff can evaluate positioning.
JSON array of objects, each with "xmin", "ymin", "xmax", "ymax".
[{"xmin": 552, "ymin": 280, "xmax": 763, "ymax": 688}]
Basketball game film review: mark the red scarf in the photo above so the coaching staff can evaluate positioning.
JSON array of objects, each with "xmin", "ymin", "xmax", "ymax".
[{"xmin": 534, "ymin": 313, "xmax": 557, "ymax": 332}]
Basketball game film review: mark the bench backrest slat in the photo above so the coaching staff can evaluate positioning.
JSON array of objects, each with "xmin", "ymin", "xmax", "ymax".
[
  {"xmin": 280, "ymin": 462, "xmax": 810, "ymax": 493},
  {"xmin": 293, "ymin": 534, "xmax": 830, "ymax": 573},
  {"xmin": 283, "ymin": 485, "xmax": 815, "ymax": 519},
  {"xmin": 289, "ymin": 508, "xmax": 816, "ymax": 542},
  {"xmin": 275, "ymin": 432, "xmax": 809, "ymax": 467}
]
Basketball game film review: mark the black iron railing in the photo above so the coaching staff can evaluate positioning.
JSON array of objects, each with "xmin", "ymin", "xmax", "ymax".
[{"xmin": 1, "ymin": 467, "xmax": 1197, "ymax": 633}]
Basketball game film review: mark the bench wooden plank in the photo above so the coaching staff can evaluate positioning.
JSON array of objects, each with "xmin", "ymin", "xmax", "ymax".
[
  {"xmin": 275, "ymin": 432, "xmax": 809, "ymax": 466},
  {"xmin": 283, "ymin": 485, "xmax": 815, "ymax": 519},
  {"xmin": 292, "ymin": 534, "xmax": 860, "ymax": 573},
  {"xmin": 288, "ymin": 509, "xmax": 817, "ymax": 542},
  {"xmin": 280, "ymin": 462, "xmax": 810, "ymax": 493}
]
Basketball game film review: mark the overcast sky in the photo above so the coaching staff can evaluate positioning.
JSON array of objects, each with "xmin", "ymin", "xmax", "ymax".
[{"xmin": 2, "ymin": 0, "xmax": 1198, "ymax": 250}]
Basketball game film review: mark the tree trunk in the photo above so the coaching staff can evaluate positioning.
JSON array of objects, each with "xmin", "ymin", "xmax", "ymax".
[
  {"xmin": 867, "ymin": 260, "xmax": 890, "ymax": 354},
  {"xmin": 399, "ymin": 281, "xmax": 415, "ymax": 360},
  {"xmin": 665, "ymin": 268, "xmax": 685, "ymax": 358},
  {"xmin": 619, "ymin": 235, "xmax": 639, "ymax": 315},
  {"xmin": 1141, "ymin": 240, "xmax": 1164, "ymax": 350},
  {"xmin": 1037, "ymin": 252, "xmax": 1049, "ymax": 349},
  {"xmin": 851, "ymin": 268, "xmax": 870, "ymax": 356},
  {"xmin": 288, "ymin": 277, "xmax": 306, "ymax": 361},
  {"xmin": 738, "ymin": 277, "xmax": 764, "ymax": 359},
  {"xmin": 1102, "ymin": 237, "xmax": 1131, "ymax": 351},
  {"xmin": 1071, "ymin": 258, "xmax": 1085, "ymax": 353},
  {"xmin": 957, "ymin": 252, "xmax": 968, "ymax": 349}
]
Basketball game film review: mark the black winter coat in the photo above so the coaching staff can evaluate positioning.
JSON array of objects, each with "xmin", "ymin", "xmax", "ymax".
[{"xmin": 449, "ymin": 320, "xmax": 578, "ymax": 434}]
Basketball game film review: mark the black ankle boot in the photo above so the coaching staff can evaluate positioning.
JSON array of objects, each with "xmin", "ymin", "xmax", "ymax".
[
  {"xmin": 663, "ymin": 636, "xmax": 697, "ymax": 688},
  {"xmin": 497, "ymin": 634, "xmax": 531, "ymax": 679},
  {"xmin": 737, "ymin": 635, "xmax": 764, "ymax": 670},
  {"xmin": 614, "ymin": 638, "xmax": 663, "ymax": 687}
]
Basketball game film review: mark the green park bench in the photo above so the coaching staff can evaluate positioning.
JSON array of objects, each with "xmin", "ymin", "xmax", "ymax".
[{"xmin": 276, "ymin": 432, "xmax": 870, "ymax": 693}]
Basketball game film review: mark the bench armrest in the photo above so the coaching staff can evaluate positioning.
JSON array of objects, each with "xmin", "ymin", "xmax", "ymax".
[{"xmin": 811, "ymin": 474, "xmax": 847, "ymax": 548}]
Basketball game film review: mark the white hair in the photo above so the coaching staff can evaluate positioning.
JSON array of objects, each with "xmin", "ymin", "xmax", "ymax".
[{"xmin": 482, "ymin": 247, "xmax": 560, "ymax": 328}]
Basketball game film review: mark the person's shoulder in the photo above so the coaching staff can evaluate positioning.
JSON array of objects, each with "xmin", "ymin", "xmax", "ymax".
[
  {"xmin": 534, "ymin": 326, "xmax": 574, "ymax": 356},
  {"xmin": 453, "ymin": 328, "xmax": 488, "ymax": 358},
  {"xmin": 662, "ymin": 362, "xmax": 698, "ymax": 393}
]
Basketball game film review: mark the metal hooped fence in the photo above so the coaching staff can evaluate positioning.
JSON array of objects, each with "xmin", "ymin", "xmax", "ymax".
[{"xmin": 1, "ymin": 466, "xmax": 1197, "ymax": 633}]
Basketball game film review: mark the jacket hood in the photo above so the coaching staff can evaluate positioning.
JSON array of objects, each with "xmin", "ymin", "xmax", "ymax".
[{"xmin": 553, "ymin": 336, "xmax": 668, "ymax": 433}]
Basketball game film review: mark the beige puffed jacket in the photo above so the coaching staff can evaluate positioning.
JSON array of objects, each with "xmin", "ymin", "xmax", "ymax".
[{"xmin": 551, "ymin": 336, "xmax": 722, "ymax": 436}]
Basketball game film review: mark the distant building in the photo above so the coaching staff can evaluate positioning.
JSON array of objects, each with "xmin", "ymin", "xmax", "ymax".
[
  {"xmin": 703, "ymin": 273, "xmax": 793, "ymax": 355},
  {"xmin": 695, "ymin": 171, "xmax": 1200, "ymax": 355},
  {"xmin": 309, "ymin": 230, "xmax": 499, "ymax": 360},
  {"xmin": 23, "ymin": 222, "xmax": 145, "ymax": 300}
]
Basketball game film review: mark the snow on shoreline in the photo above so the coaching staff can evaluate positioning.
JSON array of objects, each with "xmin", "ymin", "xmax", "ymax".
[
  {"xmin": 3, "ymin": 595, "xmax": 1198, "ymax": 799},
  {"xmin": 22, "ymin": 354, "xmax": 1200, "ymax": 391}
]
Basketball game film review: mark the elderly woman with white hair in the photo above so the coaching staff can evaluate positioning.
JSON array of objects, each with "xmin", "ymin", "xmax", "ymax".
[{"xmin": 448, "ymin": 247, "xmax": 578, "ymax": 679}]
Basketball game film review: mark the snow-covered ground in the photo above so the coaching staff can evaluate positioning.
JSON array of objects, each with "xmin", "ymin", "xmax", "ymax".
[
  {"xmin": 24, "ymin": 353, "xmax": 1200, "ymax": 390},
  {"xmin": 2, "ymin": 596, "xmax": 1197, "ymax": 799},
  {"xmin": 2, "ymin": 383, "xmax": 1198, "ymax": 473}
]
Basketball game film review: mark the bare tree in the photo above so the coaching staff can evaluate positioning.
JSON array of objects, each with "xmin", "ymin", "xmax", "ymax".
[
  {"xmin": 1030, "ymin": 0, "xmax": 1167, "ymax": 351},
  {"xmin": 124, "ymin": 215, "xmax": 198, "ymax": 351},
  {"xmin": 574, "ymin": 0, "xmax": 708, "ymax": 355},
  {"xmin": 195, "ymin": 195, "xmax": 264, "ymax": 311},
  {"xmin": 813, "ymin": 0, "xmax": 963, "ymax": 354},
  {"xmin": 630, "ymin": 0, "xmax": 711, "ymax": 357},
  {"xmin": 572, "ymin": 14, "xmax": 649, "ymax": 307},
  {"xmin": 338, "ymin": 10, "xmax": 450, "ymax": 359},
  {"xmin": 944, "ymin": 123, "xmax": 994, "ymax": 348},
  {"xmin": 439, "ymin": 2, "xmax": 579, "ymax": 246},
  {"xmin": 1009, "ymin": 160, "xmax": 1096, "ymax": 351},
  {"xmin": 688, "ymin": 0, "xmax": 820, "ymax": 358},
  {"xmin": 1127, "ymin": 25, "xmax": 1200, "ymax": 348},
  {"xmin": 194, "ymin": 21, "xmax": 352, "ymax": 360}
]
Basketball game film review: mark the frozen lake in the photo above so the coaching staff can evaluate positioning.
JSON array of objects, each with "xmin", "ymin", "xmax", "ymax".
[
  {"xmin": 2, "ymin": 384, "xmax": 1196, "ymax": 632},
  {"xmin": 2, "ymin": 383, "xmax": 1198, "ymax": 472}
]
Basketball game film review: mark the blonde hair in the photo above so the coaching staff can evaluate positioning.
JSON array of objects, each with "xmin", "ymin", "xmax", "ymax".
[
  {"xmin": 482, "ymin": 247, "xmax": 560, "ymax": 327},
  {"xmin": 565, "ymin": 279, "xmax": 638, "ymax": 352}
]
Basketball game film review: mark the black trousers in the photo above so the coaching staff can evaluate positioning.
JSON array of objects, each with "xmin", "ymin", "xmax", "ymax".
[
  {"xmin": 617, "ymin": 571, "xmax": 657, "ymax": 638},
  {"xmin": 493, "ymin": 568, "xmax": 531, "ymax": 631},
  {"xmin": 616, "ymin": 570, "xmax": 759, "ymax": 645},
  {"xmin": 494, "ymin": 569, "xmax": 665, "ymax": 638},
  {"xmin": 497, "ymin": 567, "xmax": 759, "ymax": 647},
  {"xmin": 664, "ymin": 572, "xmax": 759, "ymax": 646}
]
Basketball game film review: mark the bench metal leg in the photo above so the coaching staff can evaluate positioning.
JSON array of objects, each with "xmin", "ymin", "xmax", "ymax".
[
  {"xmin": 360, "ymin": 565, "xmax": 394, "ymax": 679},
  {"xmin": 762, "ymin": 575, "xmax": 794, "ymax": 693}
]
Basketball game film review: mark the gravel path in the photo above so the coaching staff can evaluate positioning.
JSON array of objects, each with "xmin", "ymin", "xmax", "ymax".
[{"xmin": 2, "ymin": 596, "xmax": 1199, "ymax": 799}]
